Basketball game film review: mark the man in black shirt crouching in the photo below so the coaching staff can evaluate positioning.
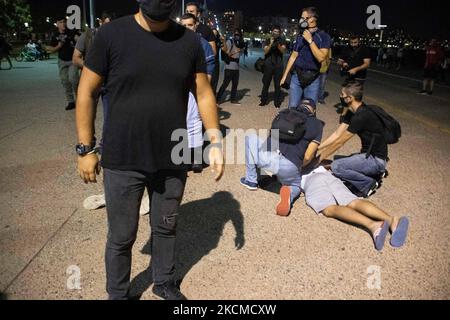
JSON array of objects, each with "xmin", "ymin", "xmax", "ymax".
[{"xmin": 319, "ymin": 81, "xmax": 388, "ymax": 198}]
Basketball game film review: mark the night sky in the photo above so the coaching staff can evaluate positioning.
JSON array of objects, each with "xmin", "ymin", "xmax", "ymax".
[{"xmin": 27, "ymin": 0, "xmax": 448, "ymax": 38}]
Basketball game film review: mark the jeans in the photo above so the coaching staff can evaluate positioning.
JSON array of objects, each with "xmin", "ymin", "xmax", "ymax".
[
  {"xmin": 318, "ymin": 72, "xmax": 328, "ymax": 101},
  {"xmin": 245, "ymin": 134, "xmax": 302, "ymax": 202},
  {"xmin": 331, "ymin": 153, "xmax": 386, "ymax": 195},
  {"xmin": 217, "ymin": 69, "xmax": 240, "ymax": 102},
  {"xmin": 288, "ymin": 73, "xmax": 321, "ymax": 107},
  {"xmin": 261, "ymin": 63, "xmax": 283, "ymax": 107},
  {"xmin": 58, "ymin": 59, "xmax": 80, "ymax": 104},
  {"xmin": 104, "ymin": 169, "xmax": 187, "ymax": 300}
]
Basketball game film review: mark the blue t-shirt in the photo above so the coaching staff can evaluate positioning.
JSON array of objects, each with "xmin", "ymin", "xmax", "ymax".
[
  {"xmin": 294, "ymin": 30, "xmax": 331, "ymax": 71},
  {"xmin": 199, "ymin": 35, "xmax": 215, "ymax": 76},
  {"xmin": 278, "ymin": 116, "xmax": 323, "ymax": 169}
]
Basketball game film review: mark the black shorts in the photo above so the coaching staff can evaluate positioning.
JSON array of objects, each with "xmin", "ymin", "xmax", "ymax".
[{"xmin": 424, "ymin": 66, "xmax": 439, "ymax": 79}]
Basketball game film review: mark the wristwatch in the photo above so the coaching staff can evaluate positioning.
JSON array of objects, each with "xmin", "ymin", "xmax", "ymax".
[
  {"xmin": 308, "ymin": 39, "xmax": 313, "ymax": 45},
  {"xmin": 75, "ymin": 140, "xmax": 96, "ymax": 156}
]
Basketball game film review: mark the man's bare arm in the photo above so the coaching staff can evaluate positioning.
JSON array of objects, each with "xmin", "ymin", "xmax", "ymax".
[
  {"xmin": 319, "ymin": 130, "xmax": 354, "ymax": 161},
  {"xmin": 194, "ymin": 72, "xmax": 224, "ymax": 181},
  {"xmin": 76, "ymin": 67, "xmax": 103, "ymax": 184},
  {"xmin": 318, "ymin": 122, "xmax": 349, "ymax": 151},
  {"xmin": 303, "ymin": 141, "xmax": 320, "ymax": 168}
]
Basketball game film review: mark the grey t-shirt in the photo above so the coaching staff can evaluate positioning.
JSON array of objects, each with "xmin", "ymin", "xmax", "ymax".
[{"xmin": 224, "ymin": 39, "xmax": 241, "ymax": 71}]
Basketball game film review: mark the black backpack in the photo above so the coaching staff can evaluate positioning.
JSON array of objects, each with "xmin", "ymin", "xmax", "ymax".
[
  {"xmin": 271, "ymin": 108, "xmax": 308, "ymax": 143},
  {"xmin": 366, "ymin": 105, "xmax": 402, "ymax": 144}
]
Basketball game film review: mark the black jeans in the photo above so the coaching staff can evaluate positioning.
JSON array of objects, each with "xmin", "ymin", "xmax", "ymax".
[
  {"xmin": 217, "ymin": 69, "xmax": 240, "ymax": 102},
  {"xmin": 261, "ymin": 63, "xmax": 283, "ymax": 107},
  {"xmin": 104, "ymin": 168, "xmax": 187, "ymax": 300}
]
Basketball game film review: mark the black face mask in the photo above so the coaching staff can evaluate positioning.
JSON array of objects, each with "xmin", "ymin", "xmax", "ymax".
[{"xmin": 138, "ymin": 0, "xmax": 176, "ymax": 22}]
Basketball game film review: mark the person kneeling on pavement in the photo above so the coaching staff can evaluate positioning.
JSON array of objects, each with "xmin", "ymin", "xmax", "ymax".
[
  {"xmin": 318, "ymin": 81, "xmax": 394, "ymax": 198},
  {"xmin": 301, "ymin": 164, "xmax": 410, "ymax": 251},
  {"xmin": 240, "ymin": 99, "xmax": 323, "ymax": 216}
]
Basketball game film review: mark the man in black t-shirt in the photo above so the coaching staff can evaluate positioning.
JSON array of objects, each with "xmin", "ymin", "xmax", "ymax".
[
  {"xmin": 46, "ymin": 17, "xmax": 80, "ymax": 110},
  {"xmin": 76, "ymin": 0, "xmax": 224, "ymax": 300},
  {"xmin": 338, "ymin": 36, "xmax": 371, "ymax": 86},
  {"xmin": 319, "ymin": 81, "xmax": 388, "ymax": 198},
  {"xmin": 259, "ymin": 25, "xmax": 287, "ymax": 108}
]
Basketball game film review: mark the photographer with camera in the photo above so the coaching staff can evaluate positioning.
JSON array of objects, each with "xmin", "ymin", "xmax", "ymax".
[
  {"xmin": 281, "ymin": 7, "xmax": 331, "ymax": 106},
  {"xmin": 338, "ymin": 36, "xmax": 371, "ymax": 87},
  {"xmin": 259, "ymin": 25, "xmax": 287, "ymax": 108},
  {"xmin": 217, "ymin": 29, "xmax": 244, "ymax": 105}
]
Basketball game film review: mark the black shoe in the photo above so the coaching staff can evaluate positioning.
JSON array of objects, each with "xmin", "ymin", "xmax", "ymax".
[
  {"xmin": 274, "ymin": 104, "xmax": 281, "ymax": 109},
  {"xmin": 418, "ymin": 90, "xmax": 427, "ymax": 95},
  {"xmin": 65, "ymin": 102, "xmax": 76, "ymax": 110},
  {"xmin": 152, "ymin": 282, "xmax": 187, "ymax": 300},
  {"xmin": 365, "ymin": 181, "xmax": 379, "ymax": 198},
  {"xmin": 230, "ymin": 100, "xmax": 241, "ymax": 105},
  {"xmin": 259, "ymin": 101, "xmax": 268, "ymax": 107},
  {"xmin": 427, "ymin": 91, "xmax": 433, "ymax": 95},
  {"xmin": 191, "ymin": 163, "xmax": 203, "ymax": 173}
]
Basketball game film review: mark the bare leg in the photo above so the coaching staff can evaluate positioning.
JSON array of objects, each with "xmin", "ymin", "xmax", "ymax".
[
  {"xmin": 322, "ymin": 205, "xmax": 383, "ymax": 236},
  {"xmin": 429, "ymin": 80, "xmax": 434, "ymax": 93},
  {"xmin": 348, "ymin": 199, "xmax": 399, "ymax": 232}
]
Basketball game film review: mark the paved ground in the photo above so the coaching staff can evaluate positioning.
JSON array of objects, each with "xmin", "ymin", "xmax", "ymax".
[{"xmin": 0, "ymin": 50, "xmax": 449, "ymax": 300}]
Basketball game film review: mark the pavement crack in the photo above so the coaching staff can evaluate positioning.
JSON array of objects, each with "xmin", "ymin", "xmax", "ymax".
[{"xmin": 2, "ymin": 208, "xmax": 79, "ymax": 295}]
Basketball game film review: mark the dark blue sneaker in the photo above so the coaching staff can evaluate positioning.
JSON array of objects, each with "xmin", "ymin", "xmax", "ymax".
[{"xmin": 240, "ymin": 177, "xmax": 258, "ymax": 191}]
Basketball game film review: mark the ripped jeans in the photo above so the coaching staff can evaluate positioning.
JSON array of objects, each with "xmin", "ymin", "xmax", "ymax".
[{"xmin": 103, "ymin": 169, "xmax": 187, "ymax": 300}]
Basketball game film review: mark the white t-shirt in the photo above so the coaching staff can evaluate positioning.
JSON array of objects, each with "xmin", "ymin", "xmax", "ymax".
[{"xmin": 300, "ymin": 166, "xmax": 328, "ymax": 190}]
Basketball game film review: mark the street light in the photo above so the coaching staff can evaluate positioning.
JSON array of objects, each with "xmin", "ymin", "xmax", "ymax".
[{"xmin": 377, "ymin": 24, "xmax": 387, "ymax": 43}]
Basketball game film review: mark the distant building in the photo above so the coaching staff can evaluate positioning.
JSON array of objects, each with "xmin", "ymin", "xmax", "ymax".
[{"xmin": 220, "ymin": 11, "xmax": 244, "ymax": 36}]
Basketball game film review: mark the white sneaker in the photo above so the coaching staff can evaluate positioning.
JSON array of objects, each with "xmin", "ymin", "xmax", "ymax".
[{"xmin": 83, "ymin": 194, "xmax": 106, "ymax": 210}]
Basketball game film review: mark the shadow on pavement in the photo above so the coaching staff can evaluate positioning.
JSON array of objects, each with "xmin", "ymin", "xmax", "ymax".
[
  {"xmin": 0, "ymin": 292, "xmax": 7, "ymax": 300},
  {"xmin": 129, "ymin": 191, "xmax": 245, "ymax": 299}
]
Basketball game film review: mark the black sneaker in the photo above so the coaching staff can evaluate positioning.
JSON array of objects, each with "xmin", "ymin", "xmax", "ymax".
[
  {"xmin": 417, "ymin": 90, "xmax": 427, "ymax": 95},
  {"xmin": 427, "ymin": 91, "xmax": 433, "ymax": 95},
  {"xmin": 191, "ymin": 163, "xmax": 203, "ymax": 173},
  {"xmin": 152, "ymin": 282, "xmax": 187, "ymax": 300},
  {"xmin": 230, "ymin": 100, "xmax": 241, "ymax": 105},
  {"xmin": 259, "ymin": 101, "xmax": 268, "ymax": 107},
  {"xmin": 65, "ymin": 102, "xmax": 76, "ymax": 110},
  {"xmin": 366, "ymin": 181, "xmax": 379, "ymax": 198}
]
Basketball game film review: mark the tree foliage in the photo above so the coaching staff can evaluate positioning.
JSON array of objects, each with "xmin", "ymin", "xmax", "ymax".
[{"xmin": 0, "ymin": 0, "xmax": 32, "ymax": 32}]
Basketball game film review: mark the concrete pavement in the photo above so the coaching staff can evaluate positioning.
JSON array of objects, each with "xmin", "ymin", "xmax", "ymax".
[{"xmin": 0, "ymin": 51, "xmax": 449, "ymax": 300}]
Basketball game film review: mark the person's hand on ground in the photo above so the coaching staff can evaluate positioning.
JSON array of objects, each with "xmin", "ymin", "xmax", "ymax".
[{"xmin": 78, "ymin": 154, "xmax": 101, "ymax": 184}]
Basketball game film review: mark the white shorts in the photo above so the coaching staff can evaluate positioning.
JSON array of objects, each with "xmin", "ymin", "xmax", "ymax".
[{"xmin": 304, "ymin": 171, "xmax": 358, "ymax": 214}]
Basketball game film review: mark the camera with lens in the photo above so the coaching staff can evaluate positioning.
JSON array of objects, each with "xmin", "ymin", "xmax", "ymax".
[{"xmin": 234, "ymin": 38, "xmax": 245, "ymax": 49}]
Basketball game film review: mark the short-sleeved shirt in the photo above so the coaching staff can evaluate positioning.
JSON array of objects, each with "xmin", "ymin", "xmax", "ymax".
[
  {"xmin": 50, "ymin": 30, "xmax": 77, "ymax": 61},
  {"xmin": 199, "ymin": 36, "xmax": 215, "ymax": 75},
  {"xmin": 85, "ymin": 16, "xmax": 207, "ymax": 173},
  {"xmin": 224, "ymin": 39, "xmax": 241, "ymax": 71},
  {"xmin": 293, "ymin": 30, "xmax": 331, "ymax": 71},
  {"xmin": 196, "ymin": 23, "xmax": 215, "ymax": 43},
  {"xmin": 425, "ymin": 45, "xmax": 444, "ymax": 67},
  {"xmin": 340, "ymin": 45, "xmax": 371, "ymax": 79},
  {"xmin": 267, "ymin": 115, "xmax": 323, "ymax": 169},
  {"xmin": 342, "ymin": 104, "xmax": 388, "ymax": 160}
]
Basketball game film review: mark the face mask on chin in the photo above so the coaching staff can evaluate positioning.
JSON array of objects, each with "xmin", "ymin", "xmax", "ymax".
[{"xmin": 138, "ymin": 0, "xmax": 176, "ymax": 22}]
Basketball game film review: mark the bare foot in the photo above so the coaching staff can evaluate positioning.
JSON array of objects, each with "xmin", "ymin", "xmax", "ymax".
[{"xmin": 390, "ymin": 216, "xmax": 400, "ymax": 233}]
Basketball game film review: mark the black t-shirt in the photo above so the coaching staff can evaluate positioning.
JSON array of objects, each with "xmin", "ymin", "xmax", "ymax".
[
  {"xmin": 85, "ymin": 16, "xmax": 207, "ymax": 173},
  {"xmin": 340, "ymin": 45, "xmax": 371, "ymax": 79},
  {"xmin": 50, "ymin": 30, "xmax": 77, "ymax": 61},
  {"xmin": 342, "ymin": 104, "xmax": 388, "ymax": 160},
  {"xmin": 264, "ymin": 37, "xmax": 285, "ymax": 66},
  {"xmin": 196, "ymin": 23, "xmax": 215, "ymax": 43},
  {"xmin": 266, "ymin": 115, "xmax": 323, "ymax": 170}
]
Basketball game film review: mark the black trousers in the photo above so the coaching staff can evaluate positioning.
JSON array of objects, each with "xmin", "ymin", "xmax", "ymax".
[
  {"xmin": 261, "ymin": 63, "xmax": 283, "ymax": 107},
  {"xmin": 217, "ymin": 69, "xmax": 240, "ymax": 102},
  {"xmin": 104, "ymin": 168, "xmax": 187, "ymax": 300}
]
